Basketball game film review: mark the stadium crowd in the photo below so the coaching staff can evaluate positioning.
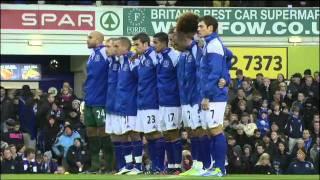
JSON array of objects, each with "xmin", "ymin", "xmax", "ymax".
[{"xmin": 1, "ymin": 67, "xmax": 319, "ymax": 174}]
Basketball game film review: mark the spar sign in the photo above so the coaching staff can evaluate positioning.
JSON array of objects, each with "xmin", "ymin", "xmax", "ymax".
[
  {"xmin": 123, "ymin": 8, "xmax": 319, "ymax": 36},
  {"xmin": 1, "ymin": 9, "xmax": 95, "ymax": 30}
]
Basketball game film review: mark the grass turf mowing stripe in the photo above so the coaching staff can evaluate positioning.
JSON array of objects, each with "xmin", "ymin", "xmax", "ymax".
[{"xmin": 1, "ymin": 174, "xmax": 319, "ymax": 180}]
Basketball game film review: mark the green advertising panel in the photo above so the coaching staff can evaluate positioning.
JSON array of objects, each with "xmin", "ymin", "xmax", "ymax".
[
  {"xmin": 123, "ymin": 8, "xmax": 319, "ymax": 36},
  {"xmin": 288, "ymin": 46, "xmax": 319, "ymax": 78}
]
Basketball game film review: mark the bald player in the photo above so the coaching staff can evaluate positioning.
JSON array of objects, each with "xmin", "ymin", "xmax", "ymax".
[{"xmin": 84, "ymin": 31, "xmax": 109, "ymax": 173}]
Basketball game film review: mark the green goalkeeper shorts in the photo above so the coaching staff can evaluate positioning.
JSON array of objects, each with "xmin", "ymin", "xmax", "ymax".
[{"xmin": 84, "ymin": 105, "xmax": 106, "ymax": 127}]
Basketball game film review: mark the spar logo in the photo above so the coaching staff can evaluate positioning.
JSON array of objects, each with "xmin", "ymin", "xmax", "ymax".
[
  {"xmin": 100, "ymin": 11, "xmax": 120, "ymax": 31},
  {"xmin": 0, "ymin": 10, "xmax": 95, "ymax": 30},
  {"xmin": 126, "ymin": 9, "xmax": 147, "ymax": 35}
]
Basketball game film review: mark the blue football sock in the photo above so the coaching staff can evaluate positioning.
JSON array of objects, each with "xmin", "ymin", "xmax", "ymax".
[
  {"xmin": 132, "ymin": 140, "xmax": 143, "ymax": 171},
  {"xmin": 147, "ymin": 139, "xmax": 156, "ymax": 171},
  {"xmin": 213, "ymin": 133, "xmax": 227, "ymax": 173},
  {"xmin": 200, "ymin": 136, "xmax": 212, "ymax": 169},
  {"xmin": 113, "ymin": 142, "xmax": 125, "ymax": 170},
  {"xmin": 190, "ymin": 137, "xmax": 200, "ymax": 161},
  {"xmin": 172, "ymin": 139, "xmax": 182, "ymax": 168},
  {"xmin": 165, "ymin": 141, "xmax": 174, "ymax": 169},
  {"xmin": 155, "ymin": 137, "xmax": 166, "ymax": 172},
  {"xmin": 210, "ymin": 135, "xmax": 216, "ymax": 167},
  {"xmin": 122, "ymin": 141, "xmax": 133, "ymax": 170}
]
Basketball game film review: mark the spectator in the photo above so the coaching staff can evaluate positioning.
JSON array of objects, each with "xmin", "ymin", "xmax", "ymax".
[
  {"xmin": 38, "ymin": 151, "xmax": 58, "ymax": 173},
  {"xmin": 22, "ymin": 148, "xmax": 38, "ymax": 173},
  {"xmin": 256, "ymin": 111, "xmax": 270, "ymax": 137},
  {"xmin": 302, "ymin": 69, "xmax": 312, "ymax": 83},
  {"xmin": 271, "ymin": 73, "xmax": 285, "ymax": 93},
  {"xmin": 278, "ymin": 82, "xmax": 292, "ymax": 108},
  {"xmin": 234, "ymin": 100, "xmax": 250, "ymax": 118},
  {"xmin": 57, "ymin": 86, "xmax": 76, "ymax": 116},
  {"xmin": 253, "ymin": 73, "xmax": 264, "ymax": 92},
  {"xmin": 272, "ymin": 161, "xmax": 282, "ymax": 174},
  {"xmin": 286, "ymin": 149, "xmax": 315, "ymax": 174},
  {"xmin": 1, "ymin": 86, "xmax": 16, "ymax": 132},
  {"xmin": 290, "ymin": 139, "xmax": 307, "ymax": 160},
  {"xmin": 291, "ymin": 92, "xmax": 305, "ymax": 112},
  {"xmin": 223, "ymin": 118, "xmax": 235, "ymax": 136},
  {"xmin": 302, "ymin": 98, "xmax": 317, "ymax": 130},
  {"xmin": 302, "ymin": 130, "xmax": 313, "ymax": 152},
  {"xmin": 9, "ymin": 144, "xmax": 23, "ymax": 162},
  {"xmin": 181, "ymin": 150, "xmax": 192, "ymax": 172},
  {"xmin": 234, "ymin": 124, "xmax": 249, "ymax": 147},
  {"xmin": 227, "ymin": 135, "xmax": 237, "ymax": 159},
  {"xmin": 1, "ymin": 119, "xmax": 24, "ymax": 148},
  {"xmin": 309, "ymin": 137, "xmax": 319, "ymax": 173},
  {"xmin": 251, "ymin": 91, "xmax": 263, "ymax": 113},
  {"xmin": 231, "ymin": 88, "xmax": 246, "ymax": 113},
  {"xmin": 269, "ymin": 103, "xmax": 288, "ymax": 134},
  {"xmin": 249, "ymin": 129, "xmax": 262, "ymax": 148},
  {"xmin": 287, "ymin": 73, "xmax": 303, "ymax": 101},
  {"xmin": 1, "ymin": 147, "xmax": 22, "ymax": 173},
  {"xmin": 65, "ymin": 99, "xmax": 81, "ymax": 126},
  {"xmin": 52, "ymin": 125, "xmax": 81, "ymax": 158},
  {"xmin": 73, "ymin": 113, "xmax": 87, "ymax": 142},
  {"xmin": 38, "ymin": 115, "xmax": 60, "ymax": 153},
  {"xmin": 273, "ymin": 142, "xmax": 289, "ymax": 174},
  {"xmin": 259, "ymin": 77, "xmax": 273, "ymax": 102},
  {"xmin": 253, "ymin": 153, "xmax": 273, "ymax": 174},
  {"xmin": 18, "ymin": 85, "xmax": 37, "ymax": 140},
  {"xmin": 240, "ymin": 113, "xmax": 257, "ymax": 137},
  {"xmin": 228, "ymin": 145, "xmax": 243, "ymax": 174},
  {"xmin": 36, "ymin": 93, "xmax": 55, "ymax": 130},
  {"xmin": 311, "ymin": 115, "xmax": 319, "ymax": 142},
  {"xmin": 251, "ymin": 143, "xmax": 265, "ymax": 165},
  {"xmin": 270, "ymin": 131, "xmax": 282, "ymax": 147},
  {"xmin": 224, "ymin": 104, "xmax": 232, "ymax": 119},
  {"xmin": 180, "ymin": 130, "xmax": 191, "ymax": 151},
  {"xmin": 258, "ymin": 99, "xmax": 271, "ymax": 118},
  {"xmin": 286, "ymin": 107, "xmax": 304, "ymax": 153},
  {"xmin": 66, "ymin": 138, "xmax": 90, "ymax": 173},
  {"xmin": 49, "ymin": 102, "xmax": 65, "ymax": 125},
  {"xmin": 241, "ymin": 78, "xmax": 254, "ymax": 101},
  {"xmin": 301, "ymin": 75, "xmax": 319, "ymax": 106},
  {"xmin": 272, "ymin": 90, "xmax": 282, "ymax": 107},
  {"xmin": 231, "ymin": 69, "xmax": 245, "ymax": 92},
  {"xmin": 242, "ymin": 144, "xmax": 253, "ymax": 173},
  {"xmin": 262, "ymin": 134, "xmax": 276, "ymax": 157}
]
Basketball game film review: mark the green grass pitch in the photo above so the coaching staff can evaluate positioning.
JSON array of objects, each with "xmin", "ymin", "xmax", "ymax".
[{"xmin": 1, "ymin": 174, "xmax": 319, "ymax": 180}]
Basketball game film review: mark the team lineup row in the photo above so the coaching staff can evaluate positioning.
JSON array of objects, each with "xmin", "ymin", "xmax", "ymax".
[{"xmin": 83, "ymin": 13, "xmax": 232, "ymax": 176}]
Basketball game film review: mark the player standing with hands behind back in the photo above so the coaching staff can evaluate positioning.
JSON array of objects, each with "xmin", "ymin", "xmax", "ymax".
[{"xmin": 84, "ymin": 31, "xmax": 109, "ymax": 173}]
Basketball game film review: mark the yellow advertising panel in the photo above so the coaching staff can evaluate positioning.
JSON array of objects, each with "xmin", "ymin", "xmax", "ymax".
[{"xmin": 229, "ymin": 47, "xmax": 288, "ymax": 79}]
